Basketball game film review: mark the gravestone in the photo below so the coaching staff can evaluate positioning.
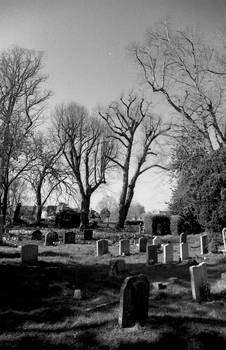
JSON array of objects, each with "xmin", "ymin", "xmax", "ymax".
[
  {"xmin": 84, "ymin": 229, "xmax": 93, "ymax": 240},
  {"xmin": 96, "ymin": 239, "xmax": 108, "ymax": 256},
  {"xmin": 31, "ymin": 230, "xmax": 43, "ymax": 241},
  {"xmin": 138, "ymin": 237, "xmax": 147, "ymax": 253},
  {"xmin": 21, "ymin": 244, "xmax": 38, "ymax": 264},
  {"xmin": 180, "ymin": 232, "xmax": 187, "ymax": 244},
  {"xmin": 222, "ymin": 228, "xmax": 226, "ymax": 251},
  {"xmin": 44, "ymin": 231, "xmax": 59, "ymax": 246},
  {"xmin": 118, "ymin": 274, "xmax": 149, "ymax": 328},
  {"xmin": 152, "ymin": 236, "xmax": 161, "ymax": 246},
  {"xmin": 189, "ymin": 262, "xmax": 209, "ymax": 302},
  {"xmin": 180, "ymin": 242, "xmax": 189, "ymax": 260},
  {"xmin": 109, "ymin": 259, "xmax": 126, "ymax": 277},
  {"xmin": 63, "ymin": 231, "xmax": 75, "ymax": 244},
  {"xmin": 119, "ymin": 239, "xmax": 130, "ymax": 256},
  {"xmin": 200, "ymin": 234, "xmax": 208, "ymax": 254},
  {"xmin": 163, "ymin": 243, "xmax": 173, "ymax": 263},
  {"xmin": 146, "ymin": 244, "xmax": 158, "ymax": 264}
]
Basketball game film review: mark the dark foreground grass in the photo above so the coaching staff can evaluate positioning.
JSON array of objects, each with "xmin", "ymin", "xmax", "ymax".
[{"xmin": 1, "ymin": 233, "xmax": 226, "ymax": 349}]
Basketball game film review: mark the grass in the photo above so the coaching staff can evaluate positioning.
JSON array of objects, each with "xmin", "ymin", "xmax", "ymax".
[{"xmin": 1, "ymin": 230, "xmax": 226, "ymax": 349}]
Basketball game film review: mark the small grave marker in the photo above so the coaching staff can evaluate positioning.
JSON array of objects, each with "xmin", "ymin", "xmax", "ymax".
[
  {"xmin": 63, "ymin": 231, "xmax": 75, "ymax": 244},
  {"xmin": 31, "ymin": 229, "xmax": 42, "ymax": 240},
  {"xmin": 163, "ymin": 243, "xmax": 173, "ymax": 263},
  {"xmin": 138, "ymin": 237, "xmax": 147, "ymax": 253},
  {"xmin": 180, "ymin": 242, "xmax": 189, "ymax": 260},
  {"xmin": 200, "ymin": 234, "xmax": 208, "ymax": 254},
  {"xmin": 21, "ymin": 244, "xmax": 38, "ymax": 264},
  {"xmin": 119, "ymin": 239, "xmax": 130, "ymax": 256},
  {"xmin": 44, "ymin": 231, "xmax": 59, "ymax": 246},
  {"xmin": 96, "ymin": 239, "xmax": 108, "ymax": 256},
  {"xmin": 118, "ymin": 274, "xmax": 149, "ymax": 328},
  {"xmin": 146, "ymin": 244, "xmax": 158, "ymax": 264}
]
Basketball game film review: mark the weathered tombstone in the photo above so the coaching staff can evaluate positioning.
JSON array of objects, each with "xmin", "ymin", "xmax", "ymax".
[
  {"xmin": 21, "ymin": 244, "xmax": 38, "ymax": 264},
  {"xmin": 109, "ymin": 259, "xmax": 126, "ymax": 277},
  {"xmin": 31, "ymin": 229, "xmax": 43, "ymax": 241},
  {"xmin": 200, "ymin": 234, "xmax": 208, "ymax": 254},
  {"xmin": 44, "ymin": 231, "xmax": 59, "ymax": 246},
  {"xmin": 118, "ymin": 274, "xmax": 149, "ymax": 328},
  {"xmin": 63, "ymin": 231, "xmax": 75, "ymax": 244},
  {"xmin": 96, "ymin": 239, "xmax": 108, "ymax": 256},
  {"xmin": 189, "ymin": 262, "xmax": 209, "ymax": 302},
  {"xmin": 119, "ymin": 239, "xmax": 130, "ymax": 256},
  {"xmin": 146, "ymin": 244, "xmax": 158, "ymax": 264},
  {"xmin": 222, "ymin": 228, "xmax": 226, "ymax": 251},
  {"xmin": 84, "ymin": 229, "xmax": 93, "ymax": 240},
  {"xmin": 180, "ymin": 242, "xmax": 189, "ymax": 260},
  {"xmin": 152, "ymin": 236, "xmax": 161, "ymax": 246},
  {"xmin": 180, "ymin": 232, "xmax": 187, "ymax": 244},
  {"xmin": 163, "ymin": 243, "xmax": 174, "ymax": 263},
  {"xmin": 138, "ymin": 237, "xmax": 147, "ymax": 253}
]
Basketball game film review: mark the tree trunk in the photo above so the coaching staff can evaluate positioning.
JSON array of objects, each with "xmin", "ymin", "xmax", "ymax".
[
  {"xmin": 35, "ymin": 187, "xmax": 42, "ymax": 225},
  {"xmin": 2, "ymin": 185, "xmax": 8, "ymax": 226},
  {"xmin": 117, "ymin": 181, "xmax": 136, "ymax": 229},
  {"xmin": 80, "ymin": 194, "xmax": 91, "ymax": 228}
]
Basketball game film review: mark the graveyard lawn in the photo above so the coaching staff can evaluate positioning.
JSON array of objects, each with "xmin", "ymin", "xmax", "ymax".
[{"xmin": 1, "ymin": 232, "xmax": 226, "ymax": 349}]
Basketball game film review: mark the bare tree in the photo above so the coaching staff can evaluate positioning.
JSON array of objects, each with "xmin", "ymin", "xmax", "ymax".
[
  {"xmin": 53, "ymin": 102, "xmax": 116, "ymax": 228},
  {"xmin": 24, "ymin": 133, "xmax": 76, "ymax": 225},
  {"xmin": 131, "ymin": 21, "xmax": 226, "ymax": 150},
  {"xmin": 0, "ymin": 46, "xmax": 51, "ymax": 225},
  {"xmin": 99, "ymin": 93, "xmax": 170, "ymax": 229}
]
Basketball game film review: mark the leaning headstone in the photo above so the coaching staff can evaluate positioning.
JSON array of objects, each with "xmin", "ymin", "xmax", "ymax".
[
  {"xmin": 96, "ymin": 239, "xmax": 108, "ymax": 256},
  {"xmin": 152, "ymin": 236, "xmax": 161, "ymax": 246},
  {"xmin": 109, "ymin": 259, "xmax": 126, "ymax": 278},
  {"xmin": 147, "ymin": 244, "xmax": 158, "ymax": 264},
  {"xmin": 31, "ymin": 230, "xmax": 42, "ymax": 241},
  {"xmin": 118, "ymin": 274, "xmax": 149, "ymax": 328},
  {"xmin": 44, "ymin": 231, "xmax": 59, "ymax": 246},
  {"xmin": 222, "ymin": 228, "xmax": 226, "ymax": 251},
  {"xmin": 163, "ymin": 243, "xmax": 174, "ymax": 263},
  {"xmin": 119, "ymin": 239, "xmax": 130, "ymax": 256},
  {"xmin": 21, "ymin": 244, "xmax": 38, "ymax": 264},
  {"xmin": 84, "ymin": 229, "xmax": 93, "ymax": 240},
  {"xmin": 63, "ymin": 231, "xmax": 75, "ymax": 244},
  {"xmin": 138, "ymin": 237, "xmax": 147, "ymax": 253},
  {"xmin": 189, "ymin": 262, "xmax": 209, "ymax": 302},
  {"xmin": 180, "ymin": 232, "xmax": 187, "ymax": 244},
  {"xmin": 180, "ymin": 242, "xmax": 189, "ymax": 260},
  {"xmin": 200, "ymin": 234, "xmax": 208, "ymax": 254}
]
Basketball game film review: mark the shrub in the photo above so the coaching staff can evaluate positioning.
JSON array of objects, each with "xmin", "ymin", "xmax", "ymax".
[
  {"xmin": 170, "ymin": 215, "xmax": 184, "ymax": 236},
  {"xmin": 152, "ymin": 215, "xmax": 171, "ymax": 236}
]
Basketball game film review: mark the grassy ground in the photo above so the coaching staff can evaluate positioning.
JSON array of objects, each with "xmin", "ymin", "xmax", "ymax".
[{"xmin": 1, "ymin": 230, "xmax": 226, "ymax": 349}]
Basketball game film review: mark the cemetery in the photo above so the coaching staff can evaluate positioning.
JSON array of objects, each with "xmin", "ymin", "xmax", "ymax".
[{"xmin": 1, "ymin": 227, "xmax": 226, "ymax": 349}]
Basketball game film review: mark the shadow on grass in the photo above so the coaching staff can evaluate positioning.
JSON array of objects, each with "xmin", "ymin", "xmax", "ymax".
[
  {"xmin": 39, "ymin": 251, "xmax": 71, "ymax": 258},
  {"xmin": 0, "ymin": 251, "xmax": 20, "ymax": 259}
]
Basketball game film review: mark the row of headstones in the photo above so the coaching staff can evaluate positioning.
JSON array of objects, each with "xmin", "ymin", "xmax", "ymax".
[
  {"xmin": 119, "ymin": 261, "xmax": 209, "ymax": 328},
  {"xmin": 31, "ymin": 229, "xmax": 93, "ymax": 245},
  {"xmin": 96, "ymin": 234, "xmax": 209, "ymax": 260}
]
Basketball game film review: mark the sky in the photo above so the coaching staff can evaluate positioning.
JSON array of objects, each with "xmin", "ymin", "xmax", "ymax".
[{"xmin": 0, "ymin": 0, "xmax": 225, "ymax": 212}]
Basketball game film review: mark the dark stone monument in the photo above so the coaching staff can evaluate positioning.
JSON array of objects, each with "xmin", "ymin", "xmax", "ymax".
[
  {"xmin": 146, "ymin": 245, "xmax": 158, "ymax": 264},
  {"xmin": 84, "ymin": 229, "xmax": 93, "ymax": 240},
  {"xmin": 118, "ymin": 274, "xmax": 149, "ymax": 328},
  {"xmin": 138, "ymin": 237, "xmax": 147, "ymax": 253},
  {"xmin": 63, "ymin": 231, "xmax": 75, "ymax": 244},
  {"xmin": 44, "ymin": 231, "xmax": 59, "ymax": 246},
  {"xmin": 31, "ymin": 230, "xmax": 43, "ymax": 241}
]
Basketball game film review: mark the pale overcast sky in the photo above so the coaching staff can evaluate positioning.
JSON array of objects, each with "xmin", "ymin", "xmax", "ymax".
[{"xmin": 0, "ymin": 0, "xmax": 224, "ymax": 211}]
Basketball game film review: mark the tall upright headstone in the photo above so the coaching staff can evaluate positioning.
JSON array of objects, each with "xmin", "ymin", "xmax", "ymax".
[
  {"xmin": 44, "ymin": 231, "xmax": 58, "ymax": 246},
  {"xmin": 189, "ymin": 262, "xmax": 209, "ymax": 302},
  {"xmin": 163, "ymin": 243, "xmax": 174, "ymax": 263},
  {"xmin": 63, "ymin": 231, "xmax": 75, "ymax": 244},
  {"xmin": 180, "ymin": 242, "xmax": 189, "ymax": 260},
  {"xmin": 119, "ymin": 239, "xmax": 130, "ymax": 256},
  {"xmin": 200, "ymin": 234, "xmax": 208, "ymax": 254},
  {"xmin": 138, "ymin": 237, "xmax": 147, "ymax": 253},
  {"xmin": 96, "ymin": 239, "xmax": 108, "ymax": 256},
  {"xmin": 146, "ymin": 244, "xmax": 158, "ymax": 264},
  {"xmin": 118, "ymin": 274, "xmax": 149, "ymax": 328}
]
